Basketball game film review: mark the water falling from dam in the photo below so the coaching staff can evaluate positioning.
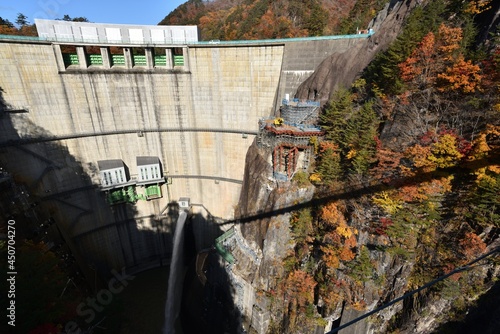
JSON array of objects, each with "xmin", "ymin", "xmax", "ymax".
[{"xmin": 163, "ymin": 211, "xmax": 188, "ymax": 334}]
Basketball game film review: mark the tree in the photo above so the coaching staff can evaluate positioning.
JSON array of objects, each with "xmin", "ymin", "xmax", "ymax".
[
  {"xmin": 398, "ymin": 24, "xmax": 482, "ymax": 94},
  {"xmin": 320, "ymin": 88, "xmax": 352, "ymax": 145},
  {"xmin": 437, "ymin": 55, "xmax": 482, "ymax": 93},
  {"xmin": 348, "ymin": 246, "xmax": 373, "ymax": 283},
  {"xmin": 60, "ymin": 15, "xmax": 89, "ymax": 22},
  {"xmin": 316, "ymin": 142, "xmax": 342, "ymax": 184},
  {"xmin": 16, "ymin": 13, "xmax": 28, "ymax": 27},
  {"xmin": 0, "ymin": 17, "xmax": 14, "ymax": 28},
  {"xmin": 284, "ymin": 269, "xmax": 317, "ymax": 308},
  {"xmin": 364, "ymin": 0, "xmax": 446, "ymax": 95},
  {"xmin": 306, "ymin": 1, "xmax": 328, "ymax": 36},
  {"xmin": 0, "ymin": 17, "xmax": 17, "ymax": 35}
]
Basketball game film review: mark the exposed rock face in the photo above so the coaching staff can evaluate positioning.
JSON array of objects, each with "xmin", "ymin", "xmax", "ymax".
[
  {"xmin": 231, "ymin": 141, "xmax": 315, "ymax": 332},
  {"xmin": 295, "ymin": 0, "xmax": 419, "ymax": 105}
]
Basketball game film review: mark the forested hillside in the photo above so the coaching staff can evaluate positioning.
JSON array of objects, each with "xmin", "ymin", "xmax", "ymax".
[
  {"xmin": 259, "ymin": 0, "xmax": 500, "ymax": 332},
  {"xmin": 159, "ymin": 0, "xmax": 387, "ymax": 40}
]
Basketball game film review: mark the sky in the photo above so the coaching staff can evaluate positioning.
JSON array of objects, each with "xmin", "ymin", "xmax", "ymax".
[{"xmin": 1, "ymin": 0, "xmax": 187, "ymax": 26}]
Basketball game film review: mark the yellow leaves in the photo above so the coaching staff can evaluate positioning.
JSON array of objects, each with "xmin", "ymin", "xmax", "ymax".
[
  {"xmin": 309, "ymin": 173, "xmax": 321, "ymax": 183},
  {"xmin": 469, "ymin": 124, "xmax": 500, "ymax": 160},
  {"xmin": 336, "ymin": 225, "xmax": 356, "ymax": 239},
  {"xmin": 428, "ymin": 134, "xmax": 464, "ymax": 168},
  {"xmin": 475, "ymin": 167, "xmax": 498, "ymax": 187},
  {"xmin": 372, "ymin": 191, "xmax": 403, "ymax": 215},
  {"xmin": 464, "ymin": 0, "xmax": 492, "ymax": 15},
  {"xmin": 346, "ymin": 149, "xmax": 357, "ymax": 160},
  {"xmin": 406, "ymin": 144, "xmax": 434, "ymax": 171},
  {"xmin": 406, "ymin": 133, "xmax": 464, "ymax": 171}
]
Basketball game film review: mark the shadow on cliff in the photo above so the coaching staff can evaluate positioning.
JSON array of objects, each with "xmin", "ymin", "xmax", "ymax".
[
  {"xmin": 435, "ymin": 280, "xmax": 500, "ymax": 334},
  {"xmin": 0, "ymin": 87, "xmax": 177, "ymax": 333},
  {"xmin": 226, "ymin": 146, "xmax": 500, "ymax": 231},
  {"xmin": 180, "ymin": 211, "xmax": 241, "ymax": 334}
]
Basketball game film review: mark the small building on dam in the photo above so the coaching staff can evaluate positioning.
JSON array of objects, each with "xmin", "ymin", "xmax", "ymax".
[{"xmin": 0, "ymin": 19, "xmax": 368, "ymax": 280}]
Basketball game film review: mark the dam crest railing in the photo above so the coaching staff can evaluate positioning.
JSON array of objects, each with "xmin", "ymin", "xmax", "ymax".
[{"xmin": 0, "ymin": 32, "xmax": 373, "ymax": 46}]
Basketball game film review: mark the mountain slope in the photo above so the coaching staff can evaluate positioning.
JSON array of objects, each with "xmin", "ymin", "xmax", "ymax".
[{"xmin": 159, "ymin": 0, "xmax": 386, "ymax": 40}]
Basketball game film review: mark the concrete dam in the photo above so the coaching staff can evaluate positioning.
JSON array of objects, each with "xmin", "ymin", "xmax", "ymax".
[{"xmin": 0, "ymin": 20, "xmax": 368, "ymax": 281}]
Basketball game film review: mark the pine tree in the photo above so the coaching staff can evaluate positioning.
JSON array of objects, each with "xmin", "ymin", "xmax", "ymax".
[{"xmin": 320, "ymin": 88, "xmax": 353, "ymax": 147}]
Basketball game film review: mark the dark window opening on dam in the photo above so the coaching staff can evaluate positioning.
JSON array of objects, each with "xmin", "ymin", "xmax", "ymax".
[
  {"xmin": 131, "ymin": 47, "xmax": 147, "ymax": 67},
  {"xmin": 153, "ymin": 47, "xmax": 167, "ymax": 67},
  {"xmin": 110, "ymin": 46, "xmax": 125, "ymax": 67},
  {"xmin": 61, "ymin": 45, "xmax": 78, "ymax": 67},
  {"xmin": 85, "ymin": 45, "xmax": 103, "ymax": 66},
  {"xmin": 173, "ymin": 47, "xmax": 184, "ymax": 67}
]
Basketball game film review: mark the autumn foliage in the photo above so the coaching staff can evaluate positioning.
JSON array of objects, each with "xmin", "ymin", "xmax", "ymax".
[{"xmin": 398, "ymin": 24, "xmax": 482, "ymax": 93}]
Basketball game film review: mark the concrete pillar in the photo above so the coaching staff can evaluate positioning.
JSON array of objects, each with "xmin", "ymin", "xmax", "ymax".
[
  {"xmin": 76, "ymin": 46, "xmax": 87, "ymax": 69},
  {"xmin": 100, "ymin": 47, "xmax": 111, "ymax": 69},
  {"xmin": 182, "ymin": 47, "xmax": 190, "ymax": 72},
  {"xmin": 123, "ymin": 47, "xmax": 133, "ymax": 69},
  {"xmin": 145, "ymin": 48, "xmax": 154, "ymax": 69},
  {"xmin": 166, "ymin": 48, "xmax": 173, "ymax": 70},
  {"xmin": 52, "ymin": 44, "xmax": 66, "ymax": 72}
]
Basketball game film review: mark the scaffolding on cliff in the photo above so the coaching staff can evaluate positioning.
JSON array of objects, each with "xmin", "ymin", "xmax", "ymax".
[{"xmin": 257, "ymin": 98, "xmax": 324, "ymax": 181}]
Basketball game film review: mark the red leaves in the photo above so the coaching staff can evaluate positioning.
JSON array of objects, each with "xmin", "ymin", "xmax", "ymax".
[
  {"xmin": 283, "ymin": 269, "xmax": 317, "ymax": 308},
  {"xmin": 459, "ymin": 232, "xmax": 486, "ymax": 261}
]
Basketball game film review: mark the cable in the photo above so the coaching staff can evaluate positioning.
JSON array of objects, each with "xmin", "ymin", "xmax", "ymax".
[{"xmin": 328, "ymin": 246, "xmax": 500, "ymax": 334}]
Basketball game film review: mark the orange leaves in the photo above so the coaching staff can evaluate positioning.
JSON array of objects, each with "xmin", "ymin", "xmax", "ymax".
[
  {"xmin": 437, "ymin": 55, "xmax": 482, "ymax": 93},
  {"xmin": 406, "ymin": 132, "xmax": 466, "ymax": 171},
  {"xmin": 320, "ymin": 244, "xmax": 341, "ymax": 269},
  {"xmin": 459, "ymin": 232, "xmax": 486, "ymax": 261},
  {"xmin": 320, "ymin": 201, "xmax": 358, "ymax": 269},
  {"xmin": 321, "ymin": 201, "xmax": 347, "ymax": 227},
  {"xmin": 399, "ymin": 32, "xmax": 436, "ymax": 84},
  {"xmin": 398, "ymin": 24, "xmax": 481, "ymax": 94},
  {"xmin": 436, "ymin": 24, "xmax": 462, "ymax": 58},
  {"xmin": 469, "ymin": 124, "xmax": 500, "ymax": 160},
  {"xmin": 283, "ymin": 269, "xmax": 317, "ymax": 308}
]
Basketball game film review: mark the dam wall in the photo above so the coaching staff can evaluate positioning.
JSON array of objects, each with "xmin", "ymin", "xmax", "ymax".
[{"xmin": 0, "ymin": 33, "xmax": 366, "ymax": 276}]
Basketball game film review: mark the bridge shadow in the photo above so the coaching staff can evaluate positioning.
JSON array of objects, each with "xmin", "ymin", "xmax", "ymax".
[{"xmin": 224, "ymin": 149, "xmax": 500, "ymax": 230}]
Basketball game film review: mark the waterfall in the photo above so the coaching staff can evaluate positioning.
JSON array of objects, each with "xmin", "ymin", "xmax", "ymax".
[{"xmin": 163, "ymin": 211, "xmax": 187, "ymax": 334}]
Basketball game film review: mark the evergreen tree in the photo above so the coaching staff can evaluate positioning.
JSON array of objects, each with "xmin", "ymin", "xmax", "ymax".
[
  {"xmin": 15, "ymin": 13, "xmax": 28, "ymax": 27},
  {"xmin": 0, "ymin": 17, "xmax": 14, "ymax": 28},
  {"xmin": 320, "ymin": 88, "xmax": 353, "ymax": 148}
]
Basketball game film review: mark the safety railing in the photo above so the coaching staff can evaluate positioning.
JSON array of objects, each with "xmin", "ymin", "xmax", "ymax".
[{"xmin": 0, "ymin": 32, "xmax": 373, "ymax": 46}]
